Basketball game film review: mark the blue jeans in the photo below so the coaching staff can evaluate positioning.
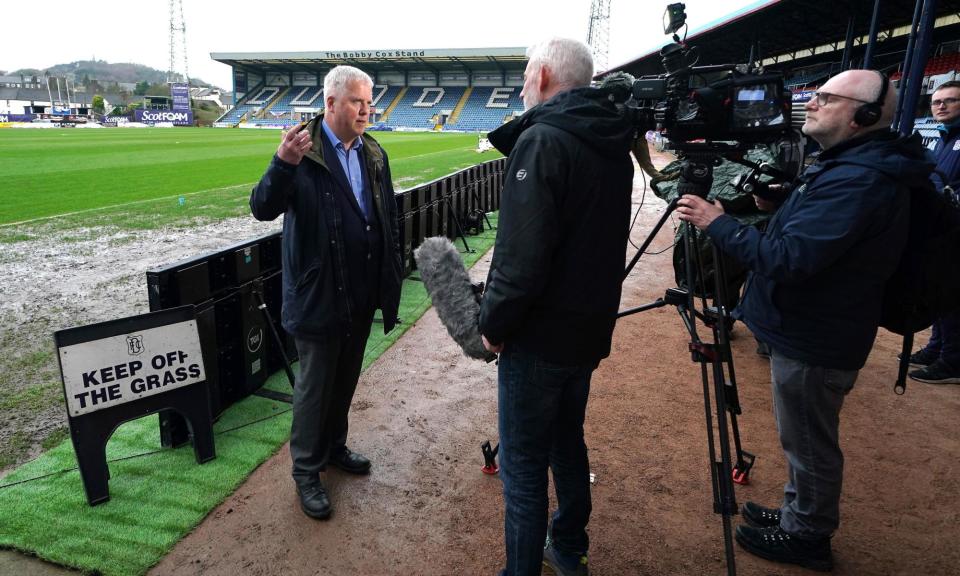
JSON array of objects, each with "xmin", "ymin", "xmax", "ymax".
[
  {"xmin": 922, "ymin": 309, "xmax": 960, "ymax": 368},
  {"xmin": 497, "ymin": 343, "xmax": 595, "ymax": 576},
  {"xmin": 770, "ymin": 349, "xmax": 858, "ymax": 538}
]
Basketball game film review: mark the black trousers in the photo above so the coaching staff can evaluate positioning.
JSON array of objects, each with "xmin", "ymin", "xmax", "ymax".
[{"xmin": 290, "ymin": 310, "xmax": 374, "ymax": 484}]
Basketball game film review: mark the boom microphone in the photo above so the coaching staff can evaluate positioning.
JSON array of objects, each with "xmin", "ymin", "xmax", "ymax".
[{"xmin": 413, "ymin": 237, "xmax": 496, "ymax": 362}]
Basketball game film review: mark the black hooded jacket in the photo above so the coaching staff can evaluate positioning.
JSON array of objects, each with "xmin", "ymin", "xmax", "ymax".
[{"xmin": 479, "ymin": 87, "xmax": 635, "ymax": 365}]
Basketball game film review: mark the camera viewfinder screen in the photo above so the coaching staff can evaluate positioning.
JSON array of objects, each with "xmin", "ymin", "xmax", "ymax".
[{"xmin": 731, "ymin": 83, "xmax": 785, "ymax": 130}]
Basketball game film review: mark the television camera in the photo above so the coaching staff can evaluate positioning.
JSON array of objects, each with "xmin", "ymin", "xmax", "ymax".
[{"xmin": 603, "ymin": 4, "xmax": 795, "ymax": 160}]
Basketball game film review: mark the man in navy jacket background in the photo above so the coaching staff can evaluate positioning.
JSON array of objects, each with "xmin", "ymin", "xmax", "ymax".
[{"xmin": 906, "ymin": 80, "xmax": 960, "ymax": 384}]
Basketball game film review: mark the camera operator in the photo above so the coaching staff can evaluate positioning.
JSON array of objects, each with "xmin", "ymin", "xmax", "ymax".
[
  {"xmin": 676, "ymin": 69, "xmax": 933, "ymax": 571},
  {"xmin": 479, "ymin": 37, "xmax": 634, "ymax": 576},
  {"xmin": 904, "ymin": 80, "xmax": 960, "ymax": 384}
]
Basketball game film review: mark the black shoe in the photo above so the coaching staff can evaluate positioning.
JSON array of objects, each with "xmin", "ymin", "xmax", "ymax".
[
  {"xmin": 735, "ymin": 525, "xmax": 833, "ymax": 572},
  {"xmin": 909, "ymin": 359, "xmax": 960, "ymax": 384},
  {"xmin": 330, "ymin": 447, "xmax": 371, "ymax": 474},
  {"xmin": 755, "ymin": 340, "xmax": 771, "ymax": 359},
  {"xmin": 542, "ymin": 537, "xmax": 589, "ymax": 576},
  {"xmin": 898, "ymin": 347, "xmax": 938, "ymax": 368},
  {"xmin": 741, "ymin": 501, "xmax": 781, "ymax": 528},
  {"xmin": 296, "ymin": 480, "xmax": 331, "ymax": 519}
]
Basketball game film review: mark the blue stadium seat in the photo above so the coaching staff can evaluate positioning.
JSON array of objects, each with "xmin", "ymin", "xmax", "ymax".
[
  {"xmin": 450, "ymin": 86, "xmax": 525, "ymax": 131},
  {"xmin": 385, "ymin": 86, "xmax": 466, "ymax": 128},
  {"xmin": 372, "ymin": 85, "xmax": 402, "ymax": 117}
]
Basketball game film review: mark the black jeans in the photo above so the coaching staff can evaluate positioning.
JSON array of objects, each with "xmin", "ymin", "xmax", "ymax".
[{"xmin": 290, "ymin": 311, "xmax": 373, "ymax": 484}]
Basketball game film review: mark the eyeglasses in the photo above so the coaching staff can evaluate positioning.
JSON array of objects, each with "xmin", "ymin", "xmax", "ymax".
[
  {"xmin": 812, "ymin": 91, "xmax": 870, "ymax": 107},
  {"xmin": 931, "ymin": 97, "xmax": 960, "ymax": 108}
]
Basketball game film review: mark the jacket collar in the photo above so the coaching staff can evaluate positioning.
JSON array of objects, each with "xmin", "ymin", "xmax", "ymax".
[
  {"xmin": 302, "ymin": 114, "xmax": 384, "ymax": 172},
  {"xmin": 816, "ymin": 129, "xmax": 895, "ymax": 163}
]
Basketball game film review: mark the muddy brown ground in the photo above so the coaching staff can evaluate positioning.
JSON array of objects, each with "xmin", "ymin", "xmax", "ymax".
[{"xmin": 145, "ymin": 164, "xmax": 960, "ymax": 576}]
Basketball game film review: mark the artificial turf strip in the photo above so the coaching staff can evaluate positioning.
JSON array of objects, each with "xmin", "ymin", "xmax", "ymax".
[{"xmin": 0, "ymin": 217, "xmax": 498, "ymax": 576}]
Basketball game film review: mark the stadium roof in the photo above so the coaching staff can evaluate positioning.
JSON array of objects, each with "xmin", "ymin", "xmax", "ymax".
[
  {"xmin": 211, "ymin": 48, "xmax": 528, "ymax": 75},
  {"xmin": 608, "ymin": 0, "xmax": 960, "ymax": 77}
]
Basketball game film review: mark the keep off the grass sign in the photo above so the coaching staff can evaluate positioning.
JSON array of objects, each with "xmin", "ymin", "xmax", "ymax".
[
  {"xmin": 59, "ymin": 321, "xmax": 205, "ymax": 417},
  {"xmin": 55, "ymin": 306, "xmax": 216, "ymax": 505}
]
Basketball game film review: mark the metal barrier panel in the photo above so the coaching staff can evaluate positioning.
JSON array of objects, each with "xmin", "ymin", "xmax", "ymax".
[
  {"xmin": 422, "ymin": 183, "xmax": 436, "ymax": 239},
  {"xmin": 401, "ymin": 211, "xmax": 415, "ymax": 276}
]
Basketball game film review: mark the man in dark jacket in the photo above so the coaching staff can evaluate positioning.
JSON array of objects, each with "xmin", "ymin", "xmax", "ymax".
[
  {"xmin": 906, "ymin": 80, "xmax": 960, "ymax": 384},
  {"xmin": 479, "ymin": 37, "xmax": 634, "ymax": 576},
  {"xmin": 678, "ymin": 69, "xmax": 933, "ymax": 571},
  {"xmin": 250, "ymin": 65, "xmax": 402, "ymax": 520}
]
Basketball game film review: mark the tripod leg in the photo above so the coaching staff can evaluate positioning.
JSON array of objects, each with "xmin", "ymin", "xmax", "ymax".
[
  {"xmin": 470, "ymin": 186, "xmax": 494, "ymax": 231},
  {"xmin": 710, "ymin": 241, "xmax": 756, "ymax": 485},
  {"xmin": 624, "ymin": 196, "xmax": 680, "ymax": 281},
  {"xmin": 443, "ymin": 195, "xmax": 473, "ymax": 253},
  {"xmin": 252, "ymin": 284, "xmax": 296, "ymax": 389},
  {"xmin": 675, "ymin": 151, "xmax": 739, "ymax": 574}
]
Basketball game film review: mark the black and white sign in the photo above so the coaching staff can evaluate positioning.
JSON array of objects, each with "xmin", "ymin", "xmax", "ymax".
[
  {"xmin": 59, "ymin": 320, "xmax": 205, "ymax": 416},
  {"xmin": 54, "ymin": 306, "xmax": 215, "ymax": 505}
]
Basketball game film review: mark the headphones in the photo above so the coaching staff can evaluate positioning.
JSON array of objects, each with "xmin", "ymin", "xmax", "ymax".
[{"xmin": 853, "ymin": 70, "xmax": 889, "ymax": 127}]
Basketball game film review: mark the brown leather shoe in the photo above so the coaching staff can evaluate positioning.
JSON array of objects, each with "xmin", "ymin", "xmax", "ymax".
[{"xmin": 330, "ymin": 447, "xmax": 371, "ymax": 474}]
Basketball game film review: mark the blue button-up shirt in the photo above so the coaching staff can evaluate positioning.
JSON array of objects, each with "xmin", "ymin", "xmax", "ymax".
[{"xmin": 321, "ymin": 119, "xmax": 367, "ymax": 216}]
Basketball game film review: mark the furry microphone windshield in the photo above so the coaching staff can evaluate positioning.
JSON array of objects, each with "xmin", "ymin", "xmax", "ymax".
[{"xmin": 413, "ymin": 237, "xmax": 496, "ymax": 362}]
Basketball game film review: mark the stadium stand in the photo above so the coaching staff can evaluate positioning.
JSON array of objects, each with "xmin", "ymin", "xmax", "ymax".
[
  {"xmin": 785, "ymin": 66, "xmax": 835, "ymax": 88},
  {"xmin": 384, "ymin": 86, "xmax": 467, "ymax": 129},
  {"xmin": 215, "ymin": 82, "xmax": 266, "ymax": 125},
  {"xmin": 246, "ymin": 86, "xmax": 280, "ymax": 105},
  {"xmin": 449, "ymin": 86, "xmax": 525, "ymax": 131},
  {"xmin": 375, "ymin": 85, "xmax": 404, "ymax": 121},
  {"xmin": 210, "ymin": 49, "xmax": 529, "ymax": 131},
  {"xmin": 289, "ymin": 86, "xmax": 324, "ymax": 106},
  {"xmin": 891, "ymin": 53, "xmax": 954, "ymax": 80}
]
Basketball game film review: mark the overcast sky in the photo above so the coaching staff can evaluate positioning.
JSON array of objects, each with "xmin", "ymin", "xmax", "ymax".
[{"xmin": 1, "ymin": 0, "xmax": 761, "ymax": 89}]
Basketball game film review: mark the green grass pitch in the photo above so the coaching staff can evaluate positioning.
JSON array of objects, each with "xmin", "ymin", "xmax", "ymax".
[
  {"xmin": 0, "ymin": 127, "xmax": 497, "ymax": 226},
  {"xmin": 0, "ymin": 126, "xmax": 501, "ymax": 574}
]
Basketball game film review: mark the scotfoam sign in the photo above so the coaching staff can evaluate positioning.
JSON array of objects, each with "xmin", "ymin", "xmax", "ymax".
[
  {"xmin": 135, "ymin": 109, "xmax": 194, "ymax": 125},
  {"xmin": 171, "ymin": 83, "xmax": 190, "ymax": 111},
  {"xmin": 58, "ymin": 320, "xmax": 205, "ymax": 416}
]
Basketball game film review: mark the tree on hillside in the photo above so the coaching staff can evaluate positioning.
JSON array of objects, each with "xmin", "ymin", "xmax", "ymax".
[
  {"xmin": 92, "ymin": 95, "xmax": 105, "ymax": 115},
  {"xmin": 147, "ymin": 83, "xmax": 171, "ymax": 96},
  {"xmin": 134, "ymin": 81, "xmax": 150, "ymax": 95}
]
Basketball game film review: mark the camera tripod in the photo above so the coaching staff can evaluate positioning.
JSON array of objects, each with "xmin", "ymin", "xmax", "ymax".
[{"xmin": 620, "ymin": 151, "xmax": 756, "ymax": 576}]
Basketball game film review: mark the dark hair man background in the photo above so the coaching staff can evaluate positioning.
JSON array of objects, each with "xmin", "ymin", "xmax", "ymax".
[
  {"xmin": 249, "ymin": 65, "xmax": 402, "ymax": 520},
  {"xmin": 479, "ymin": 37, "xmax": 635, "ymax": 576},
  {"xmin": 904, "ymin": 80, "xmax": 960, "ymax": 384},
  {"xmin": 676, "ymin": 70, "xmax": 933, "ymax": 571}
]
